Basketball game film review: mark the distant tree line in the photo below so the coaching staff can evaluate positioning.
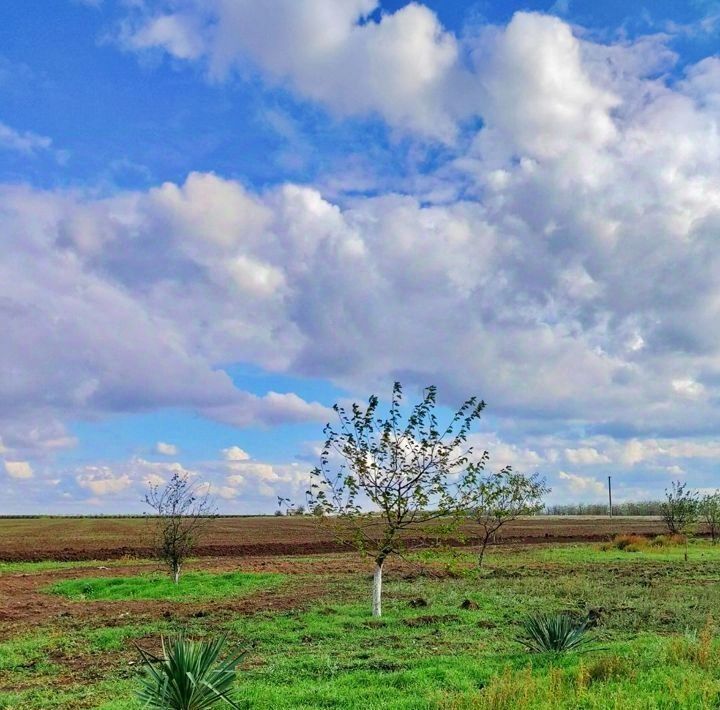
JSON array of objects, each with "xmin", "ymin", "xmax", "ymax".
[{"xmin": 545, "ymin": 501, "xmax": 664, "ymax": 516}]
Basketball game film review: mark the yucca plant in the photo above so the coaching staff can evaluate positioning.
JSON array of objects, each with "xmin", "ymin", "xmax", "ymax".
[
  {"xmin": 137, "ymin": 635, "xmax": 244, "ymax": 709},
  {"xmin": 518, "ymin": 612, "xmax": 593, "ymax": 653}
]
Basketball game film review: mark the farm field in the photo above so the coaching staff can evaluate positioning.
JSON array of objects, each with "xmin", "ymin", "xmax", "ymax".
[
  {"xmin": 2, "ymin": 526, "xmax": 720, "ymax": 708},
  {"xmin": 0, "ymin": 515, "xmax": 672, "ymax": 562}
]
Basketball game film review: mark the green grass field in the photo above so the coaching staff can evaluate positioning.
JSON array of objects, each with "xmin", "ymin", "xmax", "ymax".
[
  {"xmin": 49, "ymin": 571, "xmax": 284, "ymax": 602},
  {"xmin": 3, "ymin": 540, "xmax": 720, "ymax": 708}
]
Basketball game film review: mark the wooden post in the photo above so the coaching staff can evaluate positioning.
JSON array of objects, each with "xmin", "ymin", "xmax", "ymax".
[{"xmin": 608, "ymin": 475, "xmax": 613, "ymax": 518}]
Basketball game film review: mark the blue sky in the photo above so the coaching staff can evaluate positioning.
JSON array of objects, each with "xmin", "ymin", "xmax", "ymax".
[{"xmin": 3, "ymin": 0, "xmax": 720, "ymax": 513}]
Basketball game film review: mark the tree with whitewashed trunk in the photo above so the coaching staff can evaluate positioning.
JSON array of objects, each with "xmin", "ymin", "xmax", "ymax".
[
  {"xmin": 306, "ymin": 382, "xmax": 486, "ymax": 617},
  {"xmin": 144, "ymin": 472, "xmax": 215, "ymax": 584},
  {"xmin": 459, "ymin": 467, "xmax": 549, "ymax": 570}
]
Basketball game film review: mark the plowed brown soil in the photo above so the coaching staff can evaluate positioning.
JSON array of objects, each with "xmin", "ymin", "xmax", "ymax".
[{"xmin": 0, "ymin": 515, "xmax": 674, "ymax": 562}]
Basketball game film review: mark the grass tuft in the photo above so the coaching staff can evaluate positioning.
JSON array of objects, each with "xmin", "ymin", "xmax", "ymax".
[
  {"xmin": 666, "ymin": 617, "xmax": 717, "ymax": 669},
  {"xmin": 651, "ymin": 533, "xmax": 687, "ymax": 548},
  {"xmin": 584, "ymin": 653, "xmax": 631, "ymax": 683}
]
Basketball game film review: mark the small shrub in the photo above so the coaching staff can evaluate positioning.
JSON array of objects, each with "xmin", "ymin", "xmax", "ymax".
[
  {"xmin": 611, "ymin": 534, "xmax": 648, "ymax": 551},
  {"xmin": 518, "ymin": 612, "xmax": 593, "ymax": 653},
  {"xmin": 136, "ymin": 635, "xmax": 244, "ymax": 709}
]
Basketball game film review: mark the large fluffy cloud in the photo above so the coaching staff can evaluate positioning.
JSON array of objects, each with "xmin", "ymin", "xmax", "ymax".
[
  {"xmin": 4, "ymin": 142, "xmax": 720, "ymax": 441},
  {"xmin": 6, "ymin": 6, "xmax": 720, "ymax": 505},
  {"xmin": 118, "ymin": 0, "xmax": 466, "ymax": 139},
  {"xmin": 106, "ymin": 7, "xmax": 720, "ymax": 439},
  {"xmin": 0, "ymin": 179, "xmax": 330, "ymax": 460}
]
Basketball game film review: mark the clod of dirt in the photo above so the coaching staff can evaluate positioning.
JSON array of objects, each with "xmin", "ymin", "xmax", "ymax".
[
  {"xmin": 586, "ymin": 607, "xmax": 604, "ymax": 627},
  {"xmin": 362, "ymin": 619, "xmax": 387, "ymax": 629},
  {"xmin": 483, "ymin": 568, "xmax": 522, "ymax": 579},
  {"xmin": 408, "ymin": 598, "xmax": 429, "ymax": 608},
  {"xmin": 191, "ymin": 610, "xmax": 208, "ymax": 618},
  {"xmin": 403, "ymin": 614, "xmax": 458, "ymax": 627},
  {"xmin": 477, "ymin": 619, "xmax": 496, "ymax": 629},
  {"xmin": 460, "ymin": 599, "xmax": 479, "ymax": 610},
  {"xmin": 367, "ymin": 661, "xmax": 403, "ymax": 672},
  {"xmin": 162, "ymin": 610, "xmax": 173, "ymax": 619}
]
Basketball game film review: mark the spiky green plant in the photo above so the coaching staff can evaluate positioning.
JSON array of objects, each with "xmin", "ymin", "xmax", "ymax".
[
  {"xmin": 518, "ymin": 612, "xmax": 593, "ymax": 653},
  {"xmin": 137, "ymin": 635, "xmax": 243, "ymax": 709}
]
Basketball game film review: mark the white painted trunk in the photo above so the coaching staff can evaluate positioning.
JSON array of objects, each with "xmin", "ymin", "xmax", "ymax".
[
  {"xmin": 173, "ymin": 563, "xmax": 181, "ymax": 585},
  {"xmin": 372, "ymin": 561, "xmax": 383, "ymax": 617}
]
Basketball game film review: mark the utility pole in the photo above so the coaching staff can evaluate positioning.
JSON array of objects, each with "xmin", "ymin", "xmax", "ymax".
[{"xmin": 608, "ymin": 475, "xmax": 613, "ymax": 518}]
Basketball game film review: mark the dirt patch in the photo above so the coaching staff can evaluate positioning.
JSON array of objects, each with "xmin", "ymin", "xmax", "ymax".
[
  {"xmin": 0, "ymin": 558, "xmax": 334, "ymax": 642},
  {"xmin": 0, "ymin": 552, "xmax": 455, "ymax": 639}
]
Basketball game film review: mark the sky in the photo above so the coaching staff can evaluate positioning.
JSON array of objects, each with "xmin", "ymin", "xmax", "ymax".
[{"xmin": 3, "ymin": 0, "xmax": 720, "ymax": 514}]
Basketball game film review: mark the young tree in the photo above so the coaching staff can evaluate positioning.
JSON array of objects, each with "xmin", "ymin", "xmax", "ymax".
[
  {"xmin": 661, "ymin": 481, "xmax": 699, "ymax": 535},
  {"xmin": 145, "ymin": 472, "xmax": 215, "ymax": 584},
  {"xmin": 699, "ymin": 491, "xmax": 720, "ymax": 544},
  {"xmin": 461, "ymin": 468, "xmax": 549, "ymax": 569},
  {"xmin": 307, "ymin": 382, "xmax": 486, "ymax": 617}
]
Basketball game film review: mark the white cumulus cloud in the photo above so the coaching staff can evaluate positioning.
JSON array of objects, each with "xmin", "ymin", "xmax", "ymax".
[
  {"xmin": 0, "ymin": 121, "xmax": 52, "ymax": 155},
  {"xmin": 155, "ymin": 441, "xmax": 178, "ymax": 456},
  {"xmin": 4, "ymin": 460, "xmax": 33, "ymax": 479},
  {"xmin": 76, "ymin": 466, "xmax": 132, "ymax": 495},
  {"xmin": 222, "ymin": 446, "xmax": 250, "ymax": 461},
  {"xmin": 557, "ymin": 471, "xmax": 606, "ymax": 497}
]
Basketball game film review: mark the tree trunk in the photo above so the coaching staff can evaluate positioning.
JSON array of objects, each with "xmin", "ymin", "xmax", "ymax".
[
  {"xmin": 173, "ymin": 562, "xmax": 181, "ymax": 585},
  {"xmin": 372, "ymin": 559, "xmax": 384, "ymax": 617},
  {"xmin": 478, "ymin": 534, "xmax": 491, "ymax": 570}
]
